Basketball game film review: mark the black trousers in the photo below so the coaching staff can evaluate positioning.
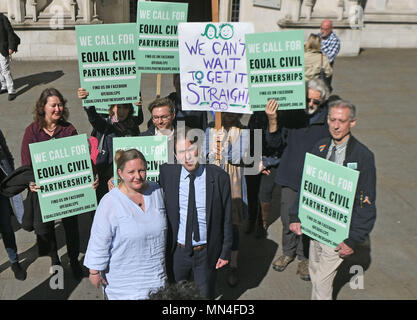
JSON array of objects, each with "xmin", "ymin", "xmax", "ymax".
[
  {"xmin": 37, "ymin": 215, "xmax": 80, "ymax": 261},
  {"xmin": 173, "ymin": 245, "xmax": 217, "ymax": 300}
]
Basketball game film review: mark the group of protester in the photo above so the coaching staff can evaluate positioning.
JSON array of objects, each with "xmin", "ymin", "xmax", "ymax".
[{"xmin": 0, "ymin": 19, "xmax": 376, "ymax": 301}]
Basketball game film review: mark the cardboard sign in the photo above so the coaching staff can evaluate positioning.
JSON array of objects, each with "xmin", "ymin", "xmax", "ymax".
[
  {"xmin": 112, "ymin": 136, "xmax": 168, "ymax": 185},
  {"xmin": 76, "ymin": 23, "xmax": 140, "ymax": 114},
  {"xmin": 299, "ymin": 153, "xmax": 359, "ymax": 248},
  {"xmin": 178, "ymin": 22, "xmax": 254, "ymax": 114},
  {"xmin": 137, "ymin": 1, "xmax": 188, "ymax": 73},
  {"xmin": 245, "ymin": 30, "xmax": 306, "ymax": 111},
  {"xmin": 29, "ymin": 134, "xmax": 97, "ymax": 222}
]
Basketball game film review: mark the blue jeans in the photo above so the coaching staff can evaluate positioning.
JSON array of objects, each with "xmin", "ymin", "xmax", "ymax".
[{"xmin": 0, "ymin": 195, "xmax": 18, "ymax": 263}]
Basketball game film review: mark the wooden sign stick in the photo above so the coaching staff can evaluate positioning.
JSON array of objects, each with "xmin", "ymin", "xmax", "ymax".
[{"xmin": 212, "ymin": 0, "xmax": 222, "ymax": 162}]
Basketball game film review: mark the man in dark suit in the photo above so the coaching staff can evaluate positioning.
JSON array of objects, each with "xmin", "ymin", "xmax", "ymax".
[
  {"xmin": 159, "ymin": 129, "xmax": 232, "ymax": 299},
  {"xmin": 0, "ymin": 13, "xmax": 18, "ymax": 101}
]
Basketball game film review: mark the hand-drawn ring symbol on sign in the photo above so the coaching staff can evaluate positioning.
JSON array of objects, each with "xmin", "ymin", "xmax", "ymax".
[
  {"xmin": 194, "ymin": 71, "xmax": 204, "ymax": 84},
  {"xmin": 210, "ymin": 101, "xmax": 228, "ymax": 111},
  {"xmin": 201, "ymin": 23, "xmax": 234, "ymax": 40}
]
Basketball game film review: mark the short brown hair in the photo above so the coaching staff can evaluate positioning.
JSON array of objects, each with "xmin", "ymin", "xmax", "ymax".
[
  {"xmin": 33, "ymin": 88, "xmax": 69, "ymax": 128},
  {"xmin": 148, "ymin": 97, "xmax": 175, "ymax": 114}
]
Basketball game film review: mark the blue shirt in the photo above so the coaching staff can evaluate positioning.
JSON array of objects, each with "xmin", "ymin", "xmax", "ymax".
[
  {"xmin": 177, "ymin": 164, "xmax": 207, "ymax": 246},
  {"xmin": 84, "ymin": 183, "xmax": 167, "ymax": 300}
]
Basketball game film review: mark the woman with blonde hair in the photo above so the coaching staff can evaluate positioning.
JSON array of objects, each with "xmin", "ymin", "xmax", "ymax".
[
  {"xmin": 84, "ymin": 149, "xmax": 167, "ymax": 299},
  {"xmin": 304, "ymin": 33, "xmax": 333, "ymax": 84}
]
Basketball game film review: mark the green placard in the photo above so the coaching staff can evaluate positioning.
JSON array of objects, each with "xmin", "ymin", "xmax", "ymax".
[
  {"xmin": 137, "ymin": 1, "xmax": 188, "ymax": 73},
  {"xmin": 76, "ymin": 23, "xmax": 140, "ymax": 114},
  {"xmin": 112, "ymin": 136, "xmax": 168, "ymax": 185},
  {"xmin": 29, "ymin": 134, "xmax": 97, "ymax": 222},
  {"xmin": 245, "ymin": 30, "xmax": 306, "ymax": 111},
  {"xmin": 299, "ymin": 153, "xmax": 359, "ymax": 248}
]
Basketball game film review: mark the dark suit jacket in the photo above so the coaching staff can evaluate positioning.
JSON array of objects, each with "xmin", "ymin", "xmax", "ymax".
[
  {"xmin": 289, "ymin": 135, "xmax": 377, "ymax": 250},
  {"xmin": 159, "ymin": 163, "xmax": 233, "ymax": 276}
]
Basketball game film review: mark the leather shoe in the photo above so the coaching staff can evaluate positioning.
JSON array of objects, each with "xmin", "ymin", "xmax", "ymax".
[
  {"xmin": 8, "ymin": 93, "xmax": 16, "ymax": 101},
  {"xmin": 0, "ymin": 88, "xmax": 7, "ymax": 94},
  {"xmin": 11, "ymin": 262, "xmax": 27, "ymax": 281}
]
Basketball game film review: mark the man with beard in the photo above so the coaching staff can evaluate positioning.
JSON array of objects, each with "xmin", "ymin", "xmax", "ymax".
[{"xmin": 265, "ymin": 79, "xmax": 331, "ymax": 281}]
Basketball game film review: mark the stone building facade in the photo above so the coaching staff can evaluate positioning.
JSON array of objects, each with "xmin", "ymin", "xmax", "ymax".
[{"xmin": 2, "ymin": 0, "xmax": 416, "ymax": 60}]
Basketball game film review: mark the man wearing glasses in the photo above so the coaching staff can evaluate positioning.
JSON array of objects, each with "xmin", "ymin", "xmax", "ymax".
[
  {"xmin": 141, "ymin": 97, "xmax": 177, "ymax": 162},
  {"xmin": 265, "ymin": 79, "xmax": 331, "ymax": 281}
]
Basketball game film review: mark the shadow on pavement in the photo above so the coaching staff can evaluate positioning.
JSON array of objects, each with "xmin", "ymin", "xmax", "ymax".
[
  {"xmin": 332, "ymin": 238, "xmax": 372, "ymax": 299},
  {"xmin": 215, "ymin": 185, "xmax": 282, "ymax": 300},
  {"xmin": 14, "ymin": 71, "xmax": 65, "ymax": 97}
]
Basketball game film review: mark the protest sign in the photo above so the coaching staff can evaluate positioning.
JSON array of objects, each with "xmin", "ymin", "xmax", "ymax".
[
  {"xmin": 137, "ymin": 1, "xmax": 188, "ymax": 74},
  {"xmin": 29, "ymin": 134, "xmax": 97, "ymax": 223},
  {"xmin": 112, "ymin": 136, "xmax": 168, "ymax": 185},
  {"xmin": 298, "ymin": 153, "xmax": 359, "ymax": 248},
  {"xmin": 76, "ymin": 23, "xmax": 140, "ymax": 114},
  {"xmin": 245, "ymin": 30, "xmax": 306, "ymax": 111},
  {"xmin": 178, "ymin": 22, "xmax": 254, "ymax": 114}
]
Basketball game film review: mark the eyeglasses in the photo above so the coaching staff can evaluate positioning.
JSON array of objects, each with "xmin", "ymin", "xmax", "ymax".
[
  {"xmin": 152, "ymin": 114, "xmax": 171, "ymax": 121},
  {"xmin": 307, "ymin": 98, "xmax": 322, "ymax": 106}
]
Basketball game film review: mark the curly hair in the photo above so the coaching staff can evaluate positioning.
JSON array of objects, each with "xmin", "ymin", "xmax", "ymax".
[
  {"xmin": 33, "ymin": 88, "xmax": 69, "ymax": 128},
  {"xmin": 148, "ymin": 280, "xmax": 203, "ymax": 300}
]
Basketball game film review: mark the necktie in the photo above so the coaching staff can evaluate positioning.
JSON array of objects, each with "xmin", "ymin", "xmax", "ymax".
[
  {"xmin": 185, "ymin": 173, "xmax": 200, "ymax": 255},
  {"xmin": 329, "ymin": 146, "xmax": 337, "ymax": 162}
]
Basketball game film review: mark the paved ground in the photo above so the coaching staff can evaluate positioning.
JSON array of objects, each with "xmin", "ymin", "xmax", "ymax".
[{"xmin": 0, "ymin": 48, "xmax": 416, "ymax": 300}]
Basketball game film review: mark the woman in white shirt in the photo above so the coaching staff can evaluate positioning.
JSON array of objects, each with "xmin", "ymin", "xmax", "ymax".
[{"xmin": 84, "ymin": 149, "xmax": 167, "ymax": 299}]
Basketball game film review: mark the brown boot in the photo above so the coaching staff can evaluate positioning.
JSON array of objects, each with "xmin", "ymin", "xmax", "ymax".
[
  {"xmin": 296, "ymin": 259, "xmax": 311, "ymax": 281},
  {"xmin": 260, "ymin": 201, "xmax": 271, "ymax": 230}
]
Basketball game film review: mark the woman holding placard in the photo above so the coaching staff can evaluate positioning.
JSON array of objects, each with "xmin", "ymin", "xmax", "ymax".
[
  {"xmin": 84, "ymin": 149, "xmax": 167, "ymax": 300},
  {"xmin": 20, "ymin": 88, "xmax": 84, "ymax": 279},
  {"xmin": 77, "ymin": 88, "xmax": 142, "ymax": 203}
]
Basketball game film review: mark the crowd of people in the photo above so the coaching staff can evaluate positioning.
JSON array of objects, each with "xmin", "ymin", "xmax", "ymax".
[{"xmin": 0, "ymin": 19, "xmax": 376, "ymax": 301}]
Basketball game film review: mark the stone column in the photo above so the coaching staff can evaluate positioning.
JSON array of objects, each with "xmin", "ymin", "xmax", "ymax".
[
  {"xmin": 337, "ymin": 0, "xmax": 344, "ymax": 21},
  {"xmin": 288, "ymin": 0, "xmax": 301, "ymax": 22},
  {"xmin": 303, "ymin": 0, "xmax": 316, "ymax": 21},
  {"xmin": 30, "ymin": 0, "xmax": 38, "ymax": 22}
]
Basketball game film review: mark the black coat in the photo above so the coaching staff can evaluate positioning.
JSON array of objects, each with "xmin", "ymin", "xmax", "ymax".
[
  {"xmin": 0, "ymin": 165, "xmax": 53, "ymax": 234},
  {"xmin": 0, "ymin": 13, "xmax": 18, "ymax": 57},
  {"xmin": 289, "ymin": 135, "xmax": 377, "ymax": 249},
  {"xmin": 266, "ymin": 107, "xmax": 330, "ymax": 190},
  {"xmin": 159, "ymin": 163, "xmax": 233, "ymax": 280}
]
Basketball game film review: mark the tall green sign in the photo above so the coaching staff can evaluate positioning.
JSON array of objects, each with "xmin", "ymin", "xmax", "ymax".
[
  {"xmin": 113, "ymin": 136, "xmax": 168, "ymax": 185},
  {"xmin": 245, "ymin": 30, "xmax": 306, "ymax": 111},
  {"xmin": 76, "ymin": 23, "xmax": 140, "ymax": 114},
  {"xmin": 137, "ymin": 1, "xmax": 188, "ymax": 73},
  {"xmin": 29, "ymin": 134, "xmax": 97, "ymax": 222},
  {"xmin": 299, "ymin": 153, "xmax": 359, "ymax": 248}
]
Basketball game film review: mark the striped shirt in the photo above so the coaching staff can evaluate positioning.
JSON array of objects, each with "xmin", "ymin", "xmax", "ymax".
[{"xmin": 320, "ymin": 31, "xmax": 340, "ymax": 64}]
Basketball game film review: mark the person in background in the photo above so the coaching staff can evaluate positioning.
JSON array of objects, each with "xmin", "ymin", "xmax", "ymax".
[
  {"xmin": 207, "ymin": 112, "xmax": 249, "ymax": 287},
  {"xmin": 84, "ymin": 149, "xmax": 167, "ymax": 300},
  {"xmin": 304, "ymin": 33, "xmax": 333, "ymax": 84},
  {"xmin": 319, "ymin": 19, "xmax": 340, "ymax": 91},
  {"xmin": 0, "ymin": 12, "xmax": 18, "ymax": 101},
  {"xmin": 147, "ymin": 74, "xmax": 208, "ymax": 131},
  {"xmin": 78, "ymin": 88, "xmax": 142, "ymax": 202},
  {"xmin": 266, "ymin": 79, "xmax": 331, "ymax": 281},
  {"xmin": 0, "ymin": 128, "xmax": 26, "ymax": 280}
]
